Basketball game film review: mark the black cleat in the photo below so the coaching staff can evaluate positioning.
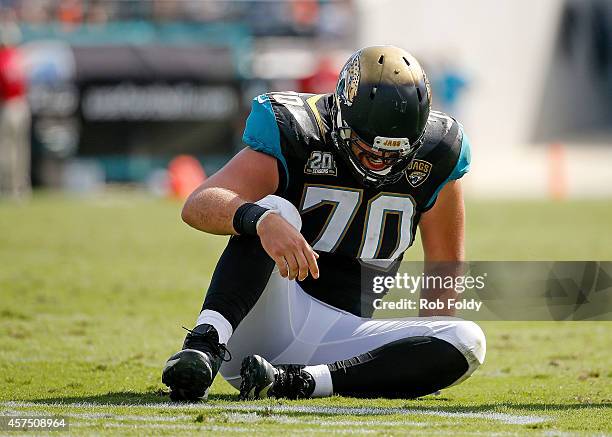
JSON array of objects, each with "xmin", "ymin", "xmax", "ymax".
[
  {"xmin": 162, "ymin": 324, "xmax": 230, "ymax": 401},
  {"xmin": 239, "ymin": 355, "xmax": 315, "ymax": 400}
]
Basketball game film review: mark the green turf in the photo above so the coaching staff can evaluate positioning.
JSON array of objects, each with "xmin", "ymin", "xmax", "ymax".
[{"xmin": 1, "ymin": 192, "xmax": 611, "ymax": 435}]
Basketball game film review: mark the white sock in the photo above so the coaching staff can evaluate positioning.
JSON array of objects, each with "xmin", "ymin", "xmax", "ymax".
[
  {"xmin": 196, "ymin": 310, "xmax": 233, "ymax": 344},
  {"xmin": 303, "ymin": 364, "xmax": 333, "ymax": 397}
]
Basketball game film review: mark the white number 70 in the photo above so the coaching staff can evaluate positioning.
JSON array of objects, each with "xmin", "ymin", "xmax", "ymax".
[{"xmin": 300, "ymin": 185, "xmax": 416, "ymax": 261}]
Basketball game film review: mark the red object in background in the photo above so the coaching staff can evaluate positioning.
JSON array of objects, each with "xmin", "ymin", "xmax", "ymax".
[
  {"xmin": 298, "ymin": 57, "xmax": 339, "ymax": 94},
  {"xmin": 168, "ymin": 155, "xmax": 207, "ymax": 199},
  {"xmin": 291, "ymin": 0, "xmax": 319, "ymax": 27},
  {"xmin": 57, "ymin": 0, "xmax": 83, "ymax": 26},
  {"xmin": 0, "ymin": 47, "xmax": 26, "ymax": 101}
]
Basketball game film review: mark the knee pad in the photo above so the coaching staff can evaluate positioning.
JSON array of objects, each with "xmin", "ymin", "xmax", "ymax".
[
  {"xmin": 256, "ymin": 195, "xmax": 302, "ymax": 231},
  {"xmin": 460, "ymin": 321, "xmax": 486, "ymax": 367},
  {"xmin": 445, "ymin": 321, "xmax": 486, "ymax": 384}
]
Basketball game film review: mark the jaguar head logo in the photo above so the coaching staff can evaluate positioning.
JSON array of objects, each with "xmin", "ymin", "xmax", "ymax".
[{"xmin": 337, "ymin": 54, "xmax": 360, "ymax": 106}]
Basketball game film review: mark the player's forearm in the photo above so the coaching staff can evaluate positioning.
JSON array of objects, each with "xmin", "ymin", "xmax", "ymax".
[
  {"xmin": 418, "ymin": 180, "xmax": 465, "ymax": 316},
  {"xmin": 181, "ymin": 186, "xmax": 245, "ymax": 235},
  {"xmin": 181, "ymin": 148, "xmax": 280, "ymax": 235}
]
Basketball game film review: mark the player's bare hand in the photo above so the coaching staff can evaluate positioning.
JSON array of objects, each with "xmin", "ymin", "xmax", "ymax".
[{"xmin": 257, "ymin": 213, "xmax": 319, "ymax": 281}]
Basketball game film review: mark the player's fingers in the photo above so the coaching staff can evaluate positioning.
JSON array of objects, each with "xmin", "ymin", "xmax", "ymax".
[
  {"xmin": 285, "ymin": 253, "xmax": 299, "ymax": 281},
  {"xmin": 304, "ymin": 247, "xmax": 319, "ymax": 279},
  {"xmin": 274, "ymin": 256, "xmax": 289, "ymax": 278},
  {"xmin": 295, "ymin": 249, "xmax": 310, "ymax": 281}
]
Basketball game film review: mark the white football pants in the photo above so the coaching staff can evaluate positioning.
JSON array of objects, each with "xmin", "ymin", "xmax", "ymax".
[{"xmin": 219, "ymin": 195, "xmax": 486, "ymax": 389}]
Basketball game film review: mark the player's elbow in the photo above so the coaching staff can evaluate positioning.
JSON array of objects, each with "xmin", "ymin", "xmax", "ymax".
[{"xmin": 181, "ymin": 196, "xmax": 199, "ymax": 227}]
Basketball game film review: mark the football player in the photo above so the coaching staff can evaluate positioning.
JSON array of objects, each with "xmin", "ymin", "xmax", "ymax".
[{"xmin": 162, "ymin": 46, "xmax": 485, "ymax": 400}]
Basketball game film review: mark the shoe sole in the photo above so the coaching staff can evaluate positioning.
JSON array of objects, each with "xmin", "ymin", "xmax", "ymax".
[
  {"xmin": 162, "ymin": 349, "xmax": 213, "ymax": 401},
  {"xmin": 239, "ymin": 355, "xmax": 259, "ymax": 400},
  {"xmin": 239, "ymin": 355, "xmax": 274, "ymax": 400}
]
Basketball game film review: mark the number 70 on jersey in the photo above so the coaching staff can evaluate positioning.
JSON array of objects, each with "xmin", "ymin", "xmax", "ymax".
[{"xmin": 300, "ymin": 185, "xmax": 416, "ymax": 262}]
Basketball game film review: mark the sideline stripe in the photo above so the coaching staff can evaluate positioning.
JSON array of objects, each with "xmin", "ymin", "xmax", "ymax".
[{"xmin": 1, "ymin": 401, "xmax": 548, "ymax": 425}]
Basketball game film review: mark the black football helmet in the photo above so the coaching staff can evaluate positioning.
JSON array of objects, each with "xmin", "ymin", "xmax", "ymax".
[{"xmin": 331, "ymin": 45, "xmax": 432, "ymax": 186}]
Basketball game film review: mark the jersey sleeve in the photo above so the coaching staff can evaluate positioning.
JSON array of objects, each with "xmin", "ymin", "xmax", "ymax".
[
  {"xmin": 424, "ymin": 125, "xmax": 471, "ymax": 210},
  {"xmin": 242, "ymin": 95, "xmax": 289, "ymax": 190}
]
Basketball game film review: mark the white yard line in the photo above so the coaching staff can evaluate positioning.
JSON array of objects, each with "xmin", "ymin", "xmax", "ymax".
[
  {"xmin": 1, "ymin": 409, "xmax": 426, "ymax": 428},
  {"xmin": 1, "ymin": 409, "xmax": 191, "ymax": 422},
  {"xmin": 226, "ymin": 414, "xmax": 429, "ymax": 428},
  {"xmin": 69, "ymin": 422, "xmax": 378, "ymax": 434},
  {"xmin": 62, "ymin": 422, "xmax": 529, "ymax": 436},
  {"xmin": 1, "ymin": 401, "xmax": 548, "ymax": 425}
]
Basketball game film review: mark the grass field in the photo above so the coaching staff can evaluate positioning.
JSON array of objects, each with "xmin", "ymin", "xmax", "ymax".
[{"xmin": 1, "ymin": 192, "xmax": 611, "ymax": 435}]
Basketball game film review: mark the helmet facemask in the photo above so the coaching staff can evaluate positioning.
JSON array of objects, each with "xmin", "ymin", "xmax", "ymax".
[{"xmin": 331, "ymin": 98, "xmax": 425, "ymax": 187}]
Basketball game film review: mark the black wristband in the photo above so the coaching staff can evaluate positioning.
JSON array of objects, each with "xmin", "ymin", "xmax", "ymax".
[{"xmin": 232, "ymin": 203, "xmax": 270, "ymax": 236}]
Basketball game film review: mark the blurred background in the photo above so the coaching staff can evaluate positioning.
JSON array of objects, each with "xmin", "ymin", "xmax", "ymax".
[{"xmin": 0, "ymin": 0, "xmax": 611, "ymax": 199}]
